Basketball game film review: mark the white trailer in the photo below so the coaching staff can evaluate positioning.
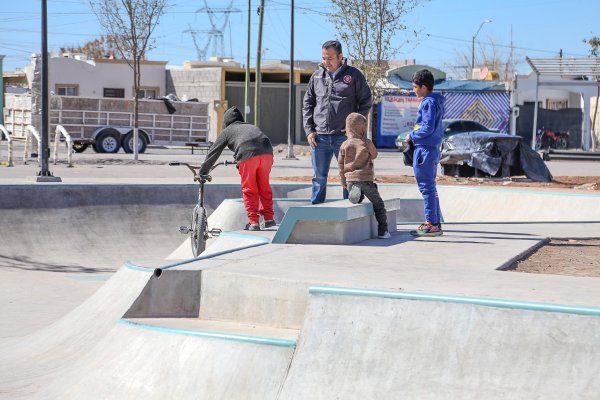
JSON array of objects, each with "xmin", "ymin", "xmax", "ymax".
[{"xmin": 3, "ymin": 94, "xmax": 211, "ymax": 153}]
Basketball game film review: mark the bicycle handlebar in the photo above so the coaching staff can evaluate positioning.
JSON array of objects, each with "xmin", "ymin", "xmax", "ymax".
[{"xmin": 168, "ymin": 160, "xmax": 236, "ymax": 181}]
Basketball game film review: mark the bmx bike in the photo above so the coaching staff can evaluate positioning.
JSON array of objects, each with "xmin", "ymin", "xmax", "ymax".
[{"xmin": 169, "ymin": 160, "xmax": 235, "ymax": 256}]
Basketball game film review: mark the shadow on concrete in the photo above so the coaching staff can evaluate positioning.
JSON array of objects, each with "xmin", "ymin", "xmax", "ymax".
[
  {"xmin": 350, "ymin": 232, "xmax": 416, "ymax": 248},
  {"xmin": 0, "ymin": 254, "xmax": 113, "ymax": 274}
]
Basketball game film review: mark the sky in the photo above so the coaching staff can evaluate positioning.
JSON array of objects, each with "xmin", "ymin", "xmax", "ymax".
[{"xmin": 1, "ymin": 0, "xmax": 599, "ymax": 77}]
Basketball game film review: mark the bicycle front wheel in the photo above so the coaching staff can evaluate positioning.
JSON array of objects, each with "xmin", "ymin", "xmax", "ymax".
[{"xmin": 191, "ymin": 206, "xmax": 208, "ymax": 257}]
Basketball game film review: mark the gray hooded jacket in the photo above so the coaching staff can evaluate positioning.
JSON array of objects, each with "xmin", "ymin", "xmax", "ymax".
[
  {"xmin": 303, "ymin": 59, "xmax": 372, "ymax": 136},
  {"xmin": 199, "ymin": 107, "xmax": 273, "ymax": 175}
]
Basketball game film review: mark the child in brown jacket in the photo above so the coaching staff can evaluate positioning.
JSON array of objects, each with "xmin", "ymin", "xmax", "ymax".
[{"xmin": 338, "ymin": 113, "xmax": 390, "ymax": 239}]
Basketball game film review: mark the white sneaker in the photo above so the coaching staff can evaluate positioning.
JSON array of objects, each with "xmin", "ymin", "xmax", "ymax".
[{"xmin": 378, "ymin": 231, "xmax": 391, "ymax": 239}]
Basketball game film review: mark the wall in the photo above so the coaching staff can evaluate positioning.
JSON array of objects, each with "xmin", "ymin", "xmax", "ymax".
[
  {"xmin": 443, "ymin": 91, "xmax": 510, "ymax": 132},
  {"xmin": 516, "ymin": 103, "xmax": 582, "ymax": 148},
  {"xmin": 514, "ymin": 73, "xmax": 596, "ymax": 107},
  {"xmin": 166, "ymin": 68, "xmax": 222, "ymax": 141},
  {"xmin": 48, "ymin": 58, "xmax": 167, "ymax": 99},
  {"xmin": 225, "ymin": 82, "xmax": 306, "ymax": 145}
]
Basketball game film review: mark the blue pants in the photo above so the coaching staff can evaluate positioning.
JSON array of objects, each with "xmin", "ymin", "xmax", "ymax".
[
  {"xmin": 311, "ymin": 134, "xmax": 348, "ymax": 204},
  {"xmin": 413, "ymin": 146, "xmax": 442, "ymax": 224}
]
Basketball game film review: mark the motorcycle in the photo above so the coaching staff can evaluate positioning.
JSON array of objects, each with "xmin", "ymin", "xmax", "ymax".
[{"xmin": 535, "ymin": 127, "xmax": 569, "ymax": 150}]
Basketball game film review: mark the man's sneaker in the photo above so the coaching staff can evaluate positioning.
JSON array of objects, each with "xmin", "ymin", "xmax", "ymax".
[
  {"xmin": 410, "ymin": 222, "xmax": 443, "ymax": 237},
  {"xmin": 263, "ymin": 219, "xmax": 277, "ymax": 229},
  {"xmin": 244, "ymin": 223, "xmax": 261, "ymax": 231},
  {"xmin": 378, "ymin": 231, "xmax": 391, "ymax": 239},
  {"xmin": 349, "ymin": 185, "xmax": 362, "ymax": 204}
]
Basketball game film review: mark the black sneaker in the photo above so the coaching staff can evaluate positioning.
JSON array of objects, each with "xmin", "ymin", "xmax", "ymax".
[
  {"xmin": 263, "ymin": 220, "xmax": 277, "ymax": 229},
  {"xmin": 244, "ymin": 223, "xmax": 260, "ymax": 231}
]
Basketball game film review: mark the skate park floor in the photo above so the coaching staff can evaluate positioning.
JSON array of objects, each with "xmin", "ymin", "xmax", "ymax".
[{"xmin": 1, "ymin": 178, "xmax": 600, "ymax": 398}]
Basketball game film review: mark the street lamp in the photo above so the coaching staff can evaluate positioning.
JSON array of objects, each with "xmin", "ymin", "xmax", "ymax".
[{"xmin": 471, "ymin": 19, "xmax": 492, "ymax": 73}]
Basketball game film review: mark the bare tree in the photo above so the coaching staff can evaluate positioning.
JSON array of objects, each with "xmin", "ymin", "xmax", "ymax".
[
  {"xmin": 583, "ymin": 35, "xmax": 600, "ymax": 150},
  {"xmin": 447, "ymin": 37, "xmax": 519, "ymax": 81},
  {"xmin": 328, "ymin": 0, "xmax": 425, "ymax": 137},
  {"xmin": 90, "ymin": 0, "xmax": 168, "ymax": 160}
]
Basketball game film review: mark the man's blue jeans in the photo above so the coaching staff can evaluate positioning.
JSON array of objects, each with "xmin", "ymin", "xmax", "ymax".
[
  {"xmin": 413, "ymin": 145, "xmax": 442, "ymax": 224},
  {"xmin": 311, "ymin": 133, "xmax": 348, "ymax": 204}
]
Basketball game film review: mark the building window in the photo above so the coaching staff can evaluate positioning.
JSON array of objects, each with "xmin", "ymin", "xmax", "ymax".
[
  {"xmin": 137, "ymin": 88, "xmax": 158, "ymax": 99},
  {"xmin": 56, "ymin": 84, "xmax": 78, "ymax": 96},
  {"xmin": 103, "ymin": 88, "xmax": 125, "ymax": 98},
  {"xmin": 546, "ymin": 99, "xmax": 568, "ymax": 110}
]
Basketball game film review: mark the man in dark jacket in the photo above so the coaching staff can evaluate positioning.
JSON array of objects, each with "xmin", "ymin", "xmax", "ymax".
[
  {"xmin": 199, "ymin": 106, "xmax": 275, "ymax": 231},
  {"xmin": 303, "ymin": 40, "xmax": 372, "ymax": 204}
]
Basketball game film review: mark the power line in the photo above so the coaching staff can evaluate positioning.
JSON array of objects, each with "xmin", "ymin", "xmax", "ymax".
[{"xmin": 425, "ymin": 33, "xmax": 588, "ymax": 58}]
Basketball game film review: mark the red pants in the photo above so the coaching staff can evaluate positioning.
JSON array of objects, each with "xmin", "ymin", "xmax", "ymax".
[{"xmin": 238, "ymin": 154, "xmax": 274, "ymax": 224}]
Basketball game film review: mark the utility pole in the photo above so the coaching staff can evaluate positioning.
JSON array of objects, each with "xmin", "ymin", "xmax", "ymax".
[
  {"xmin": 37, "ymin": 0, "xmax": 60, "ymax": 182},
  {"xmin": 284, "ymin": 0, "xmax": 297, "ymax": 159},
  {"xmin": 254, "ymin": 0, "xmax": 265, "ymax": 127},
  {"xmin": 244, "ymin": 0, "xmax": 251, "ymax": 121}
]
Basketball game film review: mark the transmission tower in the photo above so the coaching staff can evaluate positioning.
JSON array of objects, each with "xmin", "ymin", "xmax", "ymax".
[
  {"xmin": 184, "ymin": 25, "xmax": 215, "ymax": 61},
  {"xmin": 190, "ymin": 0, "xmax": 239, "ymax": 60}
]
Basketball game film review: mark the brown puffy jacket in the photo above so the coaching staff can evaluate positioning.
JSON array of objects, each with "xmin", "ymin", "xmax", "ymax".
[{"xmin": 338, "ymin": 113, "xmax": 378, "ymax": 186}]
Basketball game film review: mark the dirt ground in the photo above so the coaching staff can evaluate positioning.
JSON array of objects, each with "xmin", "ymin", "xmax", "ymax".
[
  {"xmin": 272, "ymin": 143, "xmax": 600, "ymax": 191},
  {"xmin": 509, "ymin": 239, "xmax": 600, "ymax": 277},
  {"xmin": 272, "ymin": 174, "xmax": 600, "ymax": 191}
]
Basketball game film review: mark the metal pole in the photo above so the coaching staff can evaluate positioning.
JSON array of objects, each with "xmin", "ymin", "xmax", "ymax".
[
  {"xmin": 531, "ymin": 73, "xmax": 540, "ymax": 149},
  {"xmin": 582, "ymin": 93, "xmax": 591, "ymax": 151},
  {"xmin": 38, "ymin": 0, "xmax": 59, "ymax": 181},
  {"xmin": 471, "ymin": 20, "xmax": 491, "ymax": 76},
  {"xmin": 254, "ymin": 0, "xmax": 265, "ymax": 127},
  {"xmin": 285, "ymin": 0, "xmax": 297, "ymax": 160},
  {"xmin": 244, "ymin": 0, "xmax": 251, "ymax": 122}
]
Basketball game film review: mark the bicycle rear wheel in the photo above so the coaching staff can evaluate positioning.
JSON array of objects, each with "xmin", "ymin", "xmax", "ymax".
[{"xmin": 191, "ymin": 206, "xmax": 208, "ymax": 256}]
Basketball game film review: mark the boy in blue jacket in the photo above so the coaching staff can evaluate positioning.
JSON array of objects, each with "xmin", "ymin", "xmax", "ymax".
[{"xmin": 406, "ymin": 69, "xmax": 444, "ymax": 236}]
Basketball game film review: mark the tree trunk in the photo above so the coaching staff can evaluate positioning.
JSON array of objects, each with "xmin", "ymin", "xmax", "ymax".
[{"xmin": 367, "ymin": 106, "xmax": 373, "ymax": 141}]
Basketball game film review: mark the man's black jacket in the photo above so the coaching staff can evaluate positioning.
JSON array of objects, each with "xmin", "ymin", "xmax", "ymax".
[{"xmin": 302, "ymin": 59, "xmax": 372, "ymax": 137}]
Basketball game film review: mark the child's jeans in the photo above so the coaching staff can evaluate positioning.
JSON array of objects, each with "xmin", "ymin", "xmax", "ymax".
[
  {"xmin": 413, "ymin": 146, "xmax": 442, "ymax": 224},
  {"xmin": 238, "ymin": 154, "xmax": 274, "ymax": 224},
  {"xmin": 347, "ymin": 181, "xmax": 388, "ymax": 235}
]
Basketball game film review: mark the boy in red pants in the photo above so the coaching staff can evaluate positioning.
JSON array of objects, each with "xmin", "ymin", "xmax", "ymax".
[{"xmin": 199, "ymin": 106, "xmax": 275, "ymax": 231}]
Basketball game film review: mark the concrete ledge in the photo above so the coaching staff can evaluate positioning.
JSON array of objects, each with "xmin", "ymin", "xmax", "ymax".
[
  {"xmin": 120, "ymin": 319, "xmax": 297, "ymax": 348},
  {"xmin": 272, "ymin": 198, "xmax": 401, "ymax": 245},
  {"xmin": 309, "ymin": 285, "xmax": 600, "ymax": 316},
  {"xmin": 208, "ymin": 198, "xmax": 316, "ymax": 232}
]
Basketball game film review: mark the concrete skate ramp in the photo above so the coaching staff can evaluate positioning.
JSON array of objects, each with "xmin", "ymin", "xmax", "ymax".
[
  {"xmin": 38, "ymin": 319, "xmax": 295, "ymax": 399},
  {"xmin": 0, "ymin": 266, "xmax": 154, "ymax": 398},
  {"xmin": 0, "ymin": 184, "xmax": 309, "ymax": 271},
  {"xmin": 376, "ymin": 184, "xmax": 600, "ymax": 222},
  {"xmin": 279, "ymin": 286, "xmax": 600, "ymax": 400},
  {"xmin": 2, "ymin": 183, "xmax": 599, "ymax": 273}
]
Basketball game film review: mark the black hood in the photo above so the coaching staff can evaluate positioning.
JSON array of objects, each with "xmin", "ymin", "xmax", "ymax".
[{"xmin": 223, "ymin": 106, "xmax": 244, "ymax": 129}]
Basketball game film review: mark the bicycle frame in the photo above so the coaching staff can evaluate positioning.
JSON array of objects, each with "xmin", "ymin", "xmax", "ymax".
[{"xmin": 169, "ymin": 160, "xmax": 235, "ymax": 256}]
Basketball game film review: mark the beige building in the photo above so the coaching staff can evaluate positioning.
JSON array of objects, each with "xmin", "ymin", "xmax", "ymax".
[{"xmin": 23, "ymin": 55, "xmax": 167, "ymax": 100}]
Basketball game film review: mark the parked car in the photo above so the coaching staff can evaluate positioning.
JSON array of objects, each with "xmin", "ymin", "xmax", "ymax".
[{"xmin": 395, "ymin": 119, "xmax": 498, "ymax": 151}]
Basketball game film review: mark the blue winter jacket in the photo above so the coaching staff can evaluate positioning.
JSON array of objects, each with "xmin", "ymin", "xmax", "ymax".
[{"xmin": 411, "ymin": 93, "xmax": 445, "ymax": 147}]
